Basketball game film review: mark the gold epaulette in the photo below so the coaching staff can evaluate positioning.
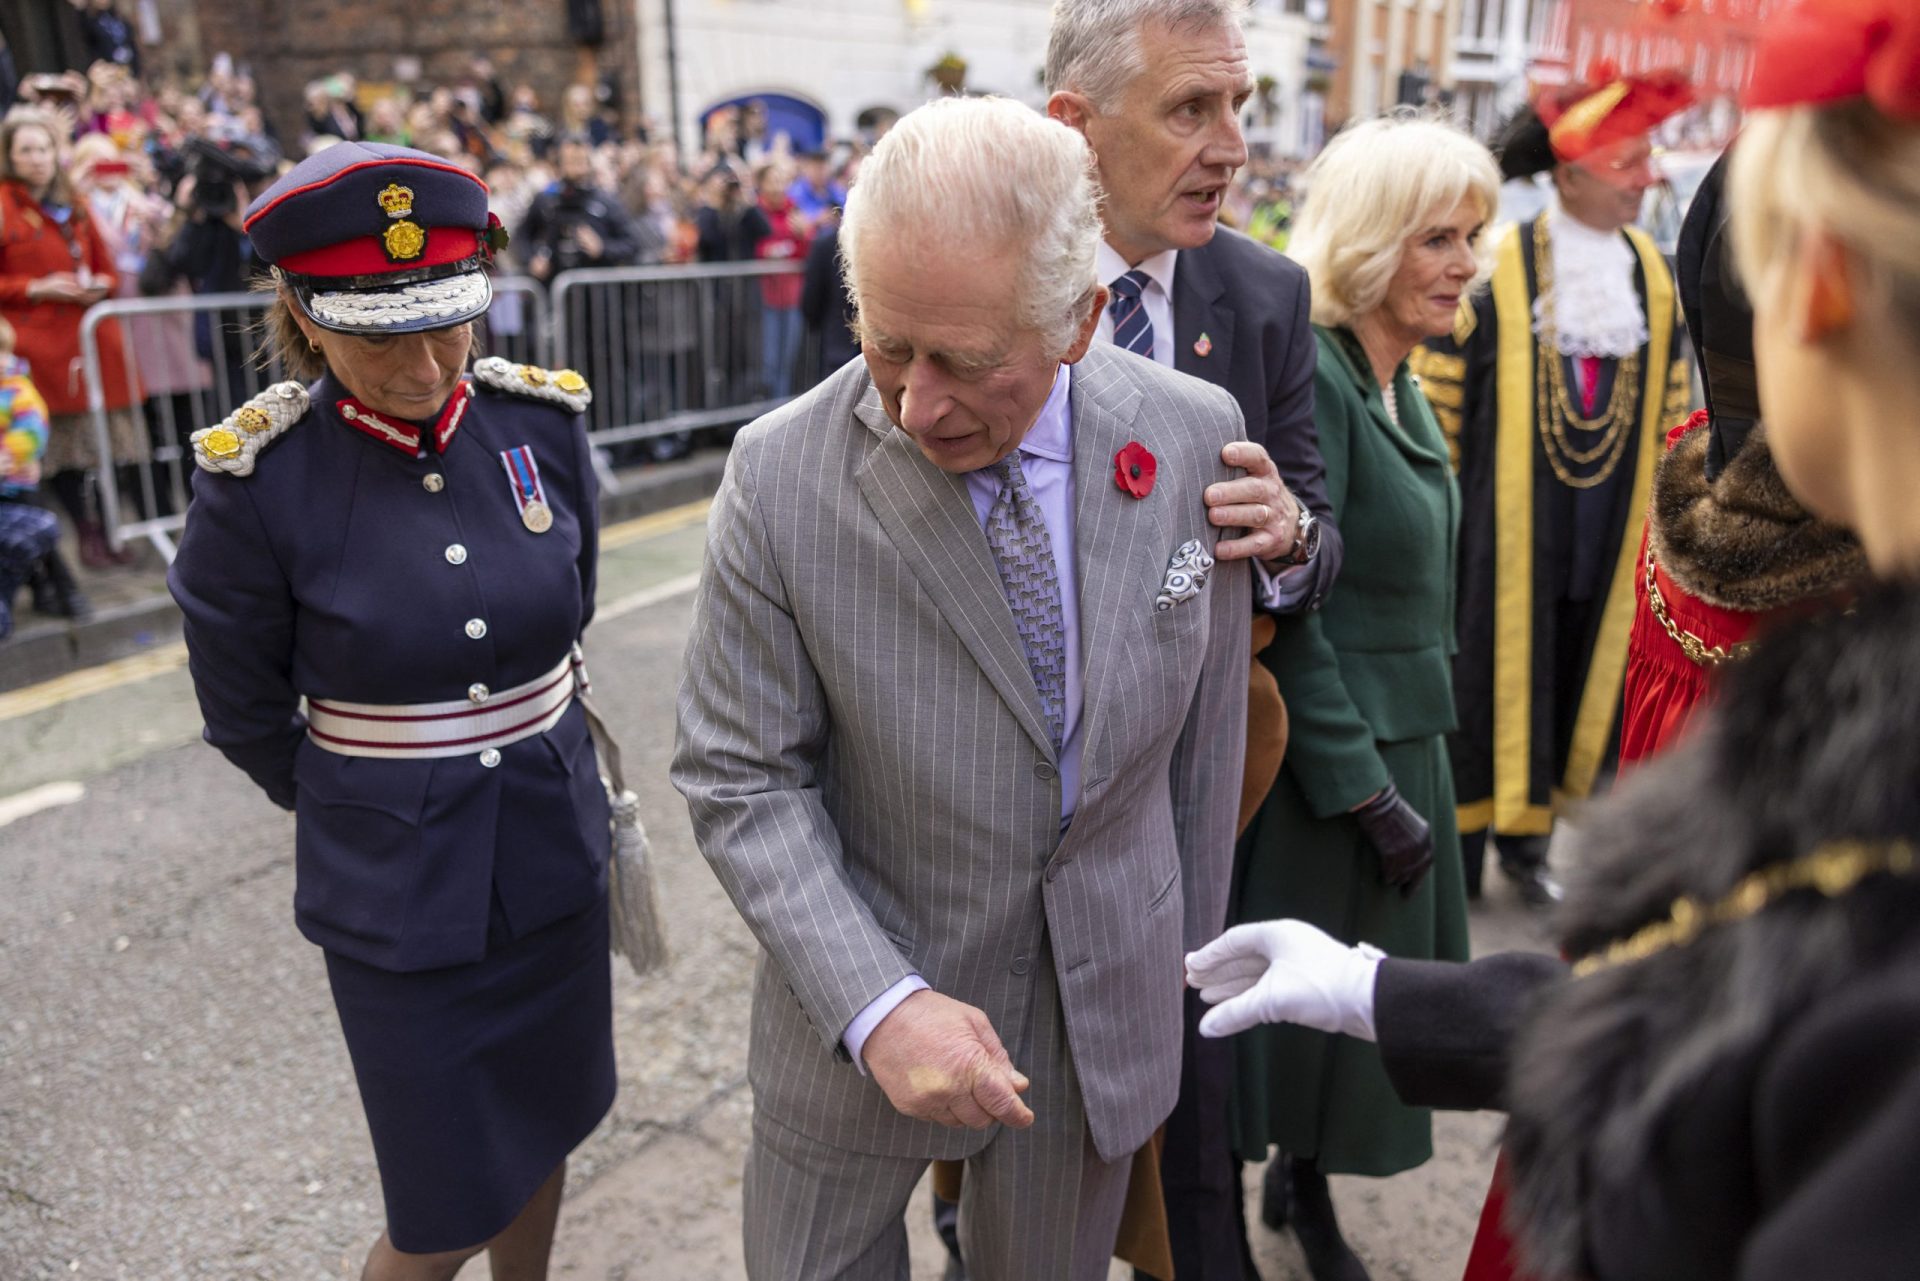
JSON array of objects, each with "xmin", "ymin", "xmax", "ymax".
[
  {"xmin": 190, "ymin": 382, "xmax": 310, "ymax": 477},
  {"xmin": 472, "ymin": 357, "xmax": 592, "ymax": 414}
]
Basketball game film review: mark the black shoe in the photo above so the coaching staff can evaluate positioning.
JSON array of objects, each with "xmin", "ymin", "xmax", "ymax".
[
  {"xmin": 1505, "ymin": 863, "xmax": 1565, "ymax": 908},
  {"xmin": 29, "ymin": 553, "xmax": 92, "ymax": 621},
  {"xmin": 1288, "ymin": 1159, "xmax": 1372, "ymax": 1281},
  {"xmin": 1260, "ymin": 1154, "xmax": 1292, "ymax": 1231}
]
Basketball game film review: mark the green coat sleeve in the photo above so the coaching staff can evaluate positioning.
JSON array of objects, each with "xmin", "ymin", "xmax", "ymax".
[{"xmin": 1263, "ymin": 354, "xmax": 1392, "ymax": 818}]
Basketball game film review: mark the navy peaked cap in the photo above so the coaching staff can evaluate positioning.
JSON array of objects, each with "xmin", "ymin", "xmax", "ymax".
[{"xmin": 244, "ymin": 142, "xmax": 491, "ymax": 275}]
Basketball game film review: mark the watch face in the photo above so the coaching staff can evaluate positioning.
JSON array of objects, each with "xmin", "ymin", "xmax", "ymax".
[{"xmin": 1291, "ymin": 510, "xmax": 1318, "ymax": 565}]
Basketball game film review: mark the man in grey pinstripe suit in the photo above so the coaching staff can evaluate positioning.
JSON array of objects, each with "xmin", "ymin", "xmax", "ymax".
[{"xmin": 672, "ymin": 97, "xmax": 1251, "ymax": 1280}]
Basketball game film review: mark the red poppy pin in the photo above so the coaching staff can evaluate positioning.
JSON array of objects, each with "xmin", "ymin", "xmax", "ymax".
[{"xmin": 1114, "ymin": 441, "xmax": 1157, "ymax": 499}]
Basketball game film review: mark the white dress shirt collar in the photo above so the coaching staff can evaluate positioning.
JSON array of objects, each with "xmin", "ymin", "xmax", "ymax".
[
  {"xmin": 1095, "ymin": 242, "xmax": 1181, "ymax": 369},
  {"xmin": 1096, "ymin": 242, "xmax": 1179, "ymax": 305}
]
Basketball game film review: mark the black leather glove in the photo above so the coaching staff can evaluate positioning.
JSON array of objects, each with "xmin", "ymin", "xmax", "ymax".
[{"xmin": 1353, "ymin": 781, "xmax": 1433, "ymax": 895}]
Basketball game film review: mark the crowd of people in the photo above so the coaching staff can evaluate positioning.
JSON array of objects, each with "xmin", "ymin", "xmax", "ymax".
[
  {"xmin": 0, "ymin": 39, "xmax": 884, "ymax": 637},
  {"xmin": 0, "ymin": 10, "xmax": 1322, "ymax": 644}
]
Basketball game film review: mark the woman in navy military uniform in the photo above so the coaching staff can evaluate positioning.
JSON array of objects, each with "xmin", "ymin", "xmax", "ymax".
[{"xmin": 167, "ymin": 142, "xmax": 613, "ymax": 1280}]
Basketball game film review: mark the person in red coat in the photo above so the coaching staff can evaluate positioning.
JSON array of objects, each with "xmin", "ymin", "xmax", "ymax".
[
  {"xmin": 741, "ymin": 160, "xmax": 812, "ymax": 399},
  {"xmin": 0, "ymin": 108, "xmax": 144, "ymax": 567}
]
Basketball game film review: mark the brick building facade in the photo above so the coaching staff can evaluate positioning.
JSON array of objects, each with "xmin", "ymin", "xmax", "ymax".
[{"xmin": 1320, "ymin": 0, "xmax": 1460, "ymax": 132}]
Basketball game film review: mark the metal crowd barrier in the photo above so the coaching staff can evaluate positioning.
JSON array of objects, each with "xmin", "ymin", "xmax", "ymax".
[
  {"xmin": 78, "ymin": 262, "xmax": 824, "ymax": 556},
  {"xmin": 81, "ymin": 276, "xmax": 546, "ymax": 561},
  {"xmin": 547, "ymin": 260, "xmax": 825, "ymax": 493}
]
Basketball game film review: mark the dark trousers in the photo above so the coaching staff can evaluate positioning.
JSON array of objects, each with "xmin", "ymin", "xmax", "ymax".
[
  {"xmin": 1143, "ymin": 988, "xmax": 1259, "ymax": 1280},
  {"xmin": 1459, "ymin": 829, "xmax": 1550, "ymax": 897}
]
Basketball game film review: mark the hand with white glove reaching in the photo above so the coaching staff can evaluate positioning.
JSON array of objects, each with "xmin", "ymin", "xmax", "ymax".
[{"xmin": 1185, "ymin": 920, "xmax": 1386, "ymax": 1041}]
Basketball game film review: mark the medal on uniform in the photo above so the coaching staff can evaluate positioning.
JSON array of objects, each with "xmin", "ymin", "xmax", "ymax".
[{"xmin": 499, "ymin": 445, "xmax": 553, "ymax": 534}]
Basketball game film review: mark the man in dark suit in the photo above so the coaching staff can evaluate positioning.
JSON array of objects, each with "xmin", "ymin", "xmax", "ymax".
[{"xmin": 1047, "ymin": 1, "xmax": 1344, "ymax": 1276}]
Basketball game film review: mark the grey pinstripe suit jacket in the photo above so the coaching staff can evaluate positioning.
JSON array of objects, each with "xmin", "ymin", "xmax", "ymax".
[{"xmin": 671, "ymin": 342, "xmax": 1250, "ymax": 1164}]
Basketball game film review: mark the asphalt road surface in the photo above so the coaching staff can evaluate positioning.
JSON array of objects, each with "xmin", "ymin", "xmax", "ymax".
[{"xmin": 0, "ymin": 501, "xmax": 1550, "ymax": 1280}]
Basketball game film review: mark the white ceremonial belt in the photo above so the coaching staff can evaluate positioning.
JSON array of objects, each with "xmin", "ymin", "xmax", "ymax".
[{"xmin": 306, "ymin": 652, "xmax": 581, "ymax": 759}]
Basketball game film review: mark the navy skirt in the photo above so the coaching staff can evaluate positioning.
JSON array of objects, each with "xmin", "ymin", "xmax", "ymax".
[{"xmin": 325, "ymin": 891, "xmax": 616, "ymax": 1253}]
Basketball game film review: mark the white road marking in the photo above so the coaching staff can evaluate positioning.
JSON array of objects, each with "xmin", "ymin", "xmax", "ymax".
[
  {"xmin": 597, "ymin": 572, "xmax": 703, "ymax": 622},
  {"xmin": 0, "ymin": 780, "xmax": 87, "ymax": 828}
]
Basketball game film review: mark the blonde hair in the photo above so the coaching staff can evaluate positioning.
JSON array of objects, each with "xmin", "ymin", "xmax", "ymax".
[
  {"xmin": 1288, "ymin": 112, "xmax": 1503, "ymax": 329},
  {"xmin": 1729, "ymin": 99, "xmax": 1920, "ymax": 351},
  {"xmin": 259, "ymin": 292, "xmax": 328, "ymax": 381},
  {"xmin": 840, "ymin": 96, "xmax": 1104, "ymax": 357},
  {"xmin": 0, "ymin": 313, "xmax": 15, "ymax": 355}
]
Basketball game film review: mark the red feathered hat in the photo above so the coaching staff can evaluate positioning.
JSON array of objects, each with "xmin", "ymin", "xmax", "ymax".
[
  {"xmin": 1537, "ymin": 63, "xmax": 1696, "ymax": 164},
  {"xmin": 1745, "ymin": 0, "xmax": 1920, "ymax": 119}
]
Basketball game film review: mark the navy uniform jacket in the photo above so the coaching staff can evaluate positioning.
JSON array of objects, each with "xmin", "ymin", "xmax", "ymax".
[{"xmin": 168, "ymin": 373, "xmax": 609, "ymax": 972}]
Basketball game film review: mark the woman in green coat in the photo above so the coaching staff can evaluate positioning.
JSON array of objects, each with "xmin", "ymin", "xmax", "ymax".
[{"xmin": 1229, "ymin": 115, "xmax": 1503, "ymax": 1280}]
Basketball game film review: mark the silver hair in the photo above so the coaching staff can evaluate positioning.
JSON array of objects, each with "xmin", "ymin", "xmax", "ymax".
[
  {"xmin": 839, "ymin": 96, "xmax": 1104, "ymax": 357},
  {"xmin": 1045, "ymin": 0, "xmax": 1246, "ymax": 110},
  {"xmin": 1287, "ymin": 111, "xmax": 1504, "ymax": 328}
]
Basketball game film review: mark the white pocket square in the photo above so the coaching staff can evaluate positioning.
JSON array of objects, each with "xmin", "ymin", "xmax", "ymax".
[{"xmin": 1155, "ymin": 538, "xmax": 1215, "ymax": 611}]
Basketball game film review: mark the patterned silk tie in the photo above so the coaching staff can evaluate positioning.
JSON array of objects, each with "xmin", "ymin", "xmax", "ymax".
[
  {"xmin": 982, "ymin": 451, "xmax": 1067, "ymax": 750},
  {"xmin": 1107, "ymin": 269, "xmax": 1156, "ymax": 359}
]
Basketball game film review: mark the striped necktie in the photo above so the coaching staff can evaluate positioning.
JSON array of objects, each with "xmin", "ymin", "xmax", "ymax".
[{"xmin": 1108, "ymin": 269, "xmax": 1155, "ymax": 360}]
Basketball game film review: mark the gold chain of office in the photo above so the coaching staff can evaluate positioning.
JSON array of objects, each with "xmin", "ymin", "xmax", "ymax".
[
  {"xmin": 1532, "ymin": 217, "xmax": 1641, "ymax": 490},
  {"xmin": 1570, "ymin": 839, "xmax": 1918, "ymax": 978},
  {"xmin": 1643, "ymin": 551, "xmax": 1760, "ymax": 667}
]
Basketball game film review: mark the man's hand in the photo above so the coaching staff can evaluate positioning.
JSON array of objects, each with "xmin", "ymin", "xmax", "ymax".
[
  {"xmin": 861, "ymin": 989, "xmax": 1034, "ymax": 1130},
  {"xmin": 1208, "ymin": 441, "xmax": 1301, "ymax": 563},
  {"xmin": 574, "ymin": 224, "xmax": 606, "ymax": 260}
]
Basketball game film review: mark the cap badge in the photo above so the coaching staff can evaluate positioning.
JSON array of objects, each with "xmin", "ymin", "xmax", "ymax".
[
  {"xmin": 377, "ymin": 183, "xmax": 427, "ymax": 263},
  {"xmin": 233, "ymin": 405, "xmax": 273, "ymax": 436}
]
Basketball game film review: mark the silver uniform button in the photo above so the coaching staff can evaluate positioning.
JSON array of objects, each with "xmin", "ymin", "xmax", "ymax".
[
  {"xmin": 423, "ymin": 473, "xmax": 445, "ymax": 493},
  {"xmin": 445, "ymin": 543, "xmax": 467, "ymax": 565},
  {"xmin": 467, "ymin": 683, "xmax": 490, "ymax": 704},
  {"xmin": 479, "ymin": 748, "xmax": 501, "ymax": 768},
  {"xmin": 464, "ymin": 618, "xmax": 487, "ymax": 640}
]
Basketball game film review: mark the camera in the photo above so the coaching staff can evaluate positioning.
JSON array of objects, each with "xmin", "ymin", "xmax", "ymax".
[{"xmin": 183, "ymin": 134, "xmax": 280, "ymax": 219}]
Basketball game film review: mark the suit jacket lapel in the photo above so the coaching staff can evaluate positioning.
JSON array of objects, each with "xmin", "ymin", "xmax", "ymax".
[
  {"xmin": 1068, "ymin": 347, "xmax": 1152, "ymax": 790},
  {"xmin": 851, "ymin": 384, "xmax": 1057, "ymax": 761},
  {"xmin": 1173, "ymin": 241, "xmax": 1236, "ymax": 382}
]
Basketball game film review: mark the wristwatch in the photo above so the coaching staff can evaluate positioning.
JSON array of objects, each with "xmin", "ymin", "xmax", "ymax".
[{"xmin": 1283, "ymin": 506, "xmax": 1320, "ymax": 567}]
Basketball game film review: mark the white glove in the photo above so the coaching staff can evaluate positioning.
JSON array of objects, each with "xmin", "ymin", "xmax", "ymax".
[{"xmin": 1185, "ymin": 920, "xmax": 1385, "ymax": 1041}]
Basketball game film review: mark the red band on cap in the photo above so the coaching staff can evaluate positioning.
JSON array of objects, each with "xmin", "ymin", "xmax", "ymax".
[
  {"xmin": 280, "ymin": 226, "xmax": 484, "ymax": 279},
  {"xmin": 242, "ymin": 155, "xmax": 488, "ymax": 233}
]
